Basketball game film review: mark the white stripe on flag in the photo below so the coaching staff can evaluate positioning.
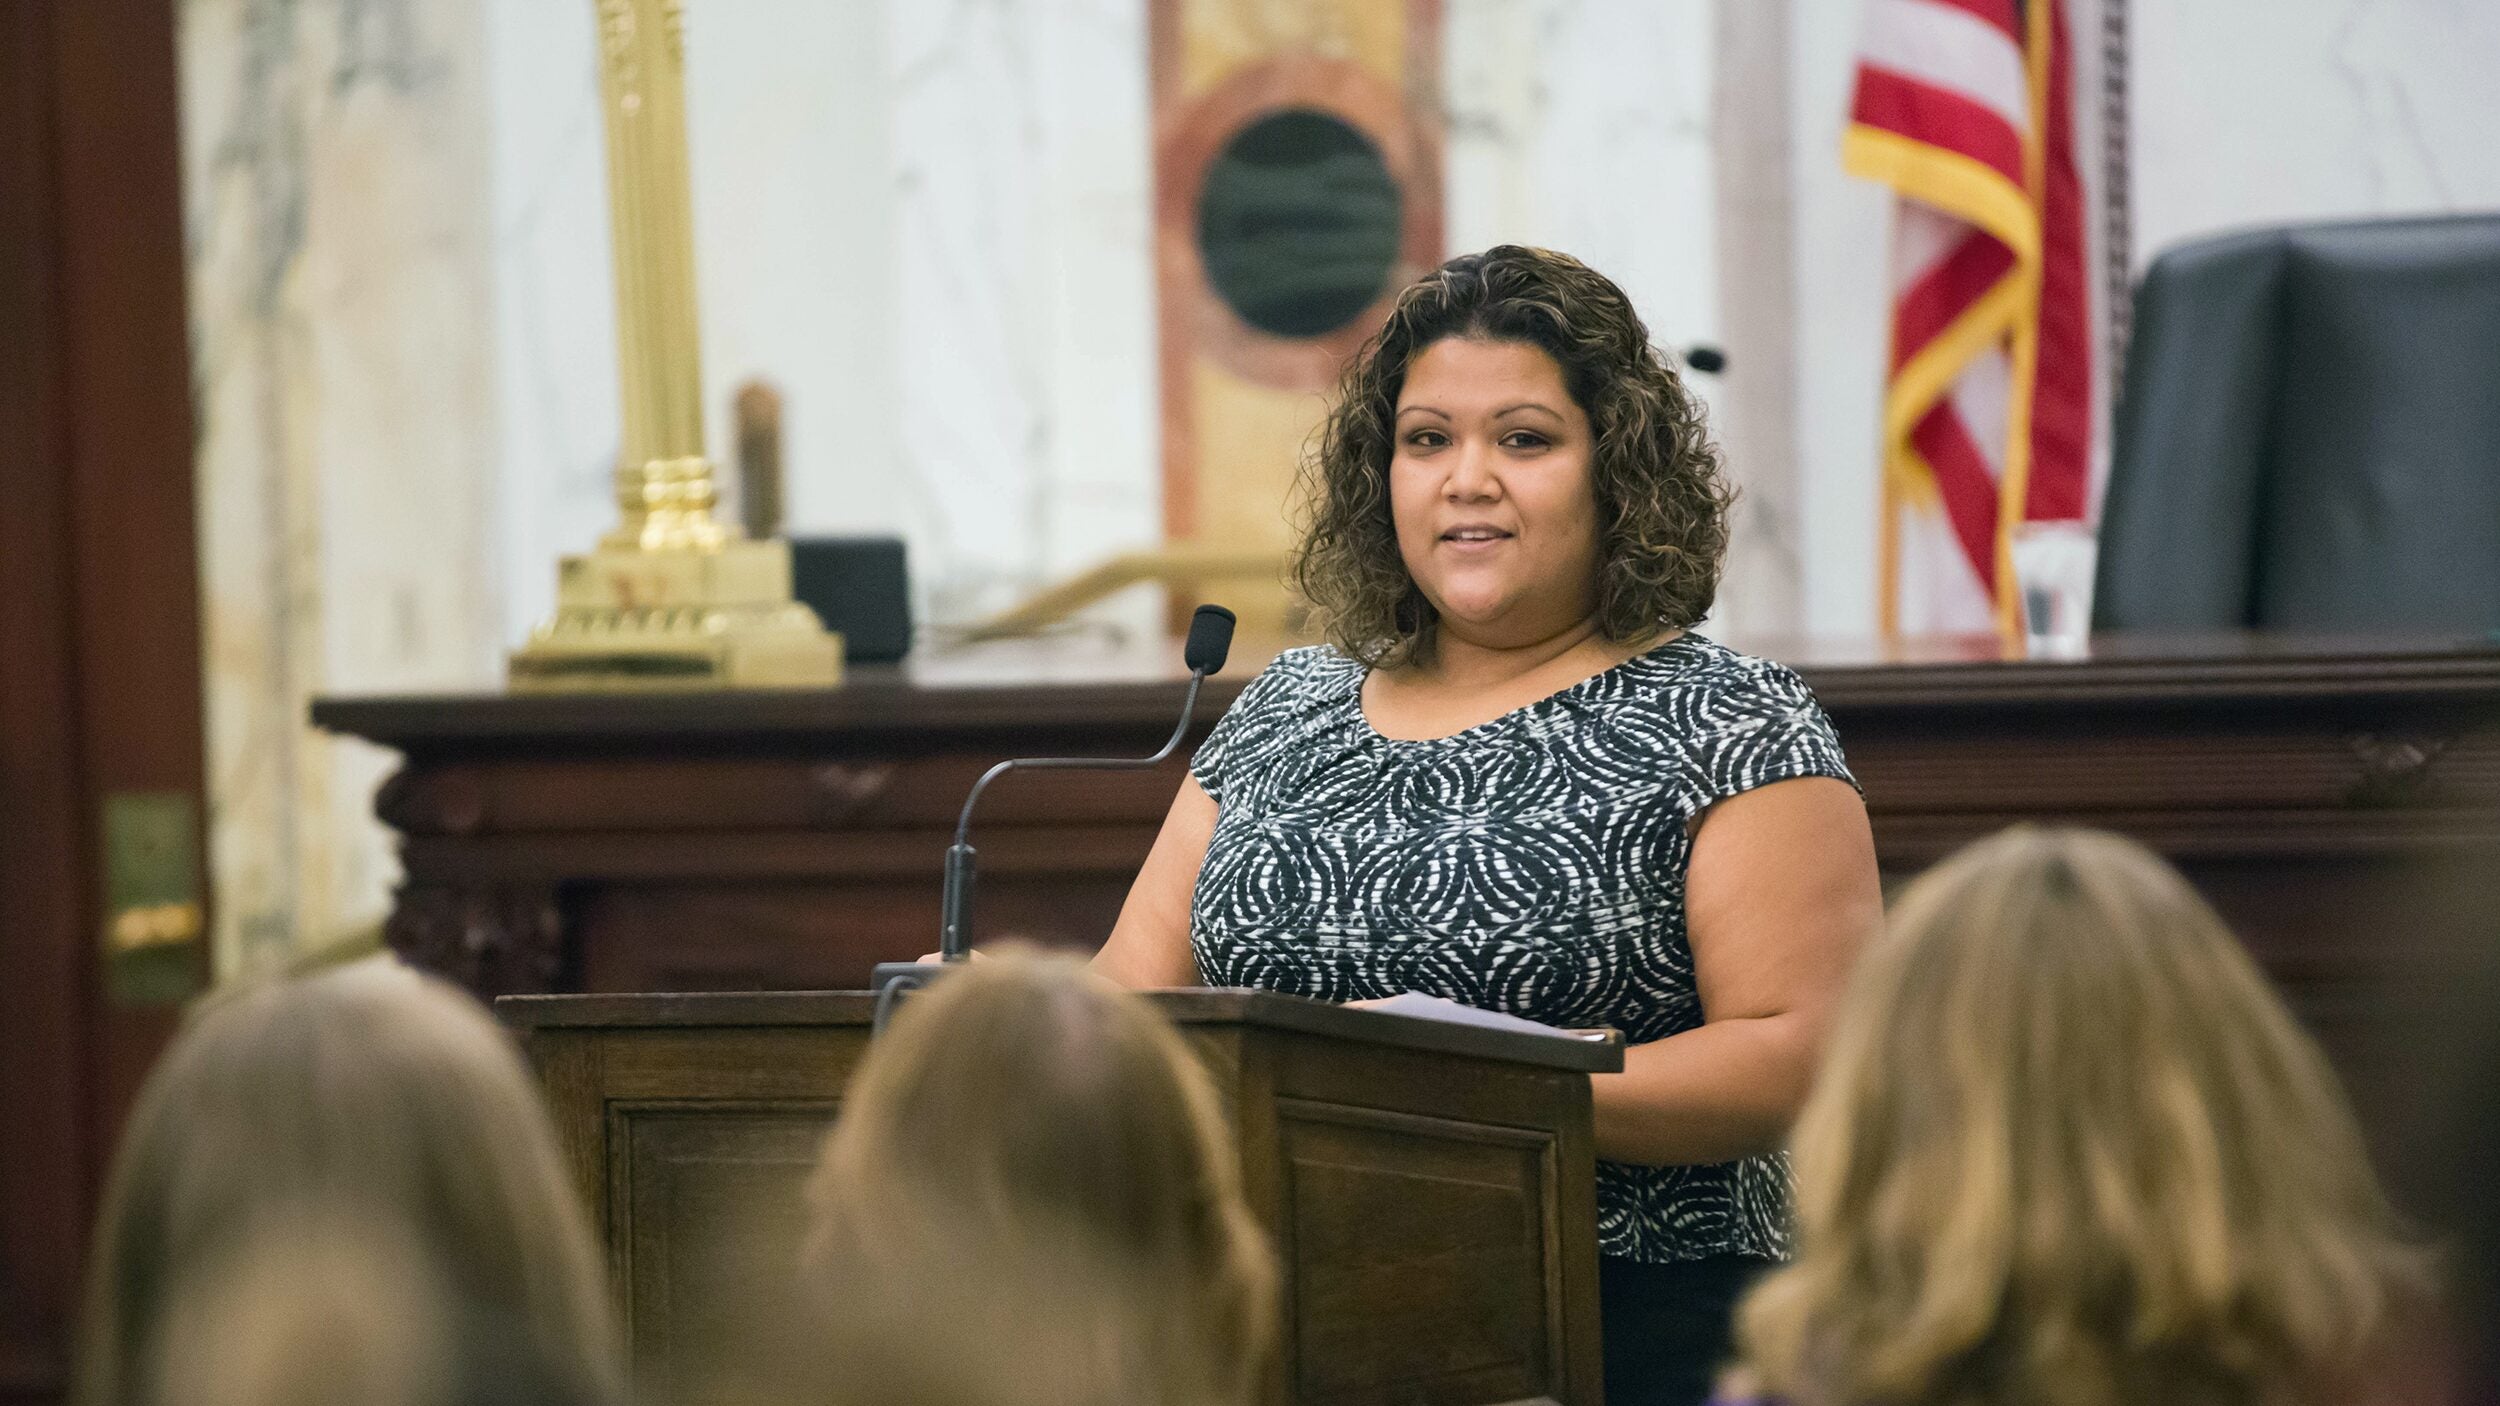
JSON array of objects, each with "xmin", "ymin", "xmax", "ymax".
[
  {"xmin": 1896, "ymin": 495, "xmax": 1998, "ymax": 631},
  {"xmin": 1890, "ymin": 204, "xmax": 1964, "ymax": 291},
  {"xmin": 1948, "ymin": 343, "xmax": 2013, "ymax": 483},
  {"xmin": 1859, "ymin": 0, "xmax": 2032, "ymax": 136}
]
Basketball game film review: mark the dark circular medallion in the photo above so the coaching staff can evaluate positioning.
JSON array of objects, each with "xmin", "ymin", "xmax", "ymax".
[{"xmin": 1195, "ymin": 108, "xmax": 1402, "ymax": 339}]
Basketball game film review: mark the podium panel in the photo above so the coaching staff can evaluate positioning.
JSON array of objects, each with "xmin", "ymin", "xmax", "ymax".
[
  {"xmin": 616, "ymin": 1108, "xmax": 831, "ymax": 1404},
  {"xmin": 1281, "ymin": 1103, "xmax": 1560, "ymax": 1404},
  {"xmin": 503, "ymin": 989, "xmax": 1621, "ymax": 1406}
]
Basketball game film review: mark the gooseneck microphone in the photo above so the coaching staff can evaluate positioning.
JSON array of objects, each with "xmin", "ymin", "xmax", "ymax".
[
  {"xmin": 940, "ymin": 603, "xmax": 1236, "ymax": 959},
  {"xmin": 869, "ymin": 604, "xmax": 1236, "ymax": 1028}
]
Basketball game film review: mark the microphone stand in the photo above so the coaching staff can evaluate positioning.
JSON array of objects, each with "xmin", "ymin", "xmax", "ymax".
[
  {"xmin": 868, "ymin": 656, "xmax": 1221, "ymax": 1032},
  {"xmin": 937, "ymin": 667, "xmax": 1209, "ymax": 960}
]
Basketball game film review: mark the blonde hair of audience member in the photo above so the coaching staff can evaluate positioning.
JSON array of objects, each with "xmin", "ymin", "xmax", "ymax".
[
  {"xmin": 74, "ymin": 962, "xmax": 620, "ymax": 1406},
  {"xmin": 804, "ymin": 949, "xmax": 1277, "ymax": 1406},
  {"xmin": 151, "ymin": 1206, "xmax": 602, "ymax": 1406},
  {"xmin": 1737, "ymin": 826, "xmax": 2425, "ymax": 1406}
]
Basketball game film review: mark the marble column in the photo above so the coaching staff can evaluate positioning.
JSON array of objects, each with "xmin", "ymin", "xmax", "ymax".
[{"xmin": 181, "ymin": 0, "xmax": 502, "ymax": 975}]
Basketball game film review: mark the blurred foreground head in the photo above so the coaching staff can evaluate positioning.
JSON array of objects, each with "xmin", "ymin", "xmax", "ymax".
[
  {"xmin": 74, "ymin": 962, "xmax": 619, "ymax": 1406},
  {"xmin": 1739, "ymin": 826, "xmax": 2426, "ymax": 1406},
  {"xmin": 149, "ymin": 1207, "xmax": 604, "ymax": 1406},
  {"xmin": 805, "ymin": 950, "xmax": 1278, "ymax": 1406}
]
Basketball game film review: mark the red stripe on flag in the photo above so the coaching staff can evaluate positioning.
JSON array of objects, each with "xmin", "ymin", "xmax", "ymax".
[
  {"xmin": 1910, "ymin": 404, "xmax": 2003, "ymax": 591},
  {"xmin": 1890, "ymin": 231, "xmax": 2017, "ymax": 372},
  {"xmin": 2025, "ymin": 0, "xmax": 2093, "ymax": 521},
  {"xmin": 1850, "ymin": 65, "xmax": 2027, "ymax": 189}
]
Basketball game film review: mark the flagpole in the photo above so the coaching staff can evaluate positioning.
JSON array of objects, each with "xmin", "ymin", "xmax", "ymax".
[{"xmin": 1991, "ymin": 0, "xmax": 2059, "ymax": 646}]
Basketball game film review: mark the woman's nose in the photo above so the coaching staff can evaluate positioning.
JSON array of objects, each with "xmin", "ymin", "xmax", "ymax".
[{"xmin": 1444, "ymin": 439, "xmax": 1500, "ymax": 500}]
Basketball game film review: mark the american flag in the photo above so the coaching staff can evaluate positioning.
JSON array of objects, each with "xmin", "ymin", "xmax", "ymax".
[{"xmin": 1847, "ymin": 0, "xmax": 2093, "ymax": 637}]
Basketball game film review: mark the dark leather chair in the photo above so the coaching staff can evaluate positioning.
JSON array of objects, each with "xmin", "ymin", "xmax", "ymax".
[{"xmin": 2094, "ymin": 213, "xmax": 2500, "ymax": 631}]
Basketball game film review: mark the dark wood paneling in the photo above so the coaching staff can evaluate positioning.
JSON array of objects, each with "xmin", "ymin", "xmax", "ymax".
[
  {"xmin": 1279, "ymin": 1103, "xmax": 1556, "ymax": 1405},
  {"xmin": 52, "ymin": 0, "xmax": 205, "ymax": 1137},
  {"xmin": 0, "ymin": 1, "xmax": 206, "ymax": 1401},
  {"xmin": 317, "ymin": 636, "xmax": 2500, "ymax": 998},
  {"xmin": 0, "ymin": 7, "xmax": 88, "ymax": 1398},
  {"xmin": 616, "ymin": 1107, "xmax": 834, "ymax": 1406}
]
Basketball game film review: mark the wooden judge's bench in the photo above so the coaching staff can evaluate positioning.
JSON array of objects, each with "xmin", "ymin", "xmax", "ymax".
[{"xmin": 316, "ymin": 631, "xmax": 2500, "ymax": 1157}]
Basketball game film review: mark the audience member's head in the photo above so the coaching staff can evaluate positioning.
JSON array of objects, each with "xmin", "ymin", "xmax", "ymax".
[
  {"xmin": 803, "ymin": 950, "xmax": 1277, "ymax": 1406},
  {"xmin": 1738, "ymin": 826, "xmax": 2427, "ymax": 1406},
  {"xmin": 149, "ymin": 1205, "xmax": 605, "ymax": 1406},
  {"xmin": 75, "ymin": 961, "xmax": 619, "ymax": 1406}
]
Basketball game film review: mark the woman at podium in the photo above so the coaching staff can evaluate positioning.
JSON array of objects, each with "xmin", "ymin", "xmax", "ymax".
[{"xmin": 1093, "ymin": 245, "xmax": 1883, "ymax": 1406}]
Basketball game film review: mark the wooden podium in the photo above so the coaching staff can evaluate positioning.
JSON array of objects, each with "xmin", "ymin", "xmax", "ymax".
[{"xmin": 501, "ymin": 988, "xmax": 1626, "ymax": 1406}]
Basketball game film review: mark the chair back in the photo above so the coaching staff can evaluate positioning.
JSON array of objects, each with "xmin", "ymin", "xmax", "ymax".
[{"xmin": 2096, "ymin": 212, "xmax": 2500, "ymax": 631}]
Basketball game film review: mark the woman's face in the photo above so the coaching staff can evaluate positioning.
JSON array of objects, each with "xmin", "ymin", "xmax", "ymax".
[{"xmin": 1390, "ymin": 337, "xmax": 1603, "ymax": 651}]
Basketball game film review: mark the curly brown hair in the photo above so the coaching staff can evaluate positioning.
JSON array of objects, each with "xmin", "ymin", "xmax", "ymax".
[{"xmin": 1290, "ymin": 245, "xmax": 1733, "ymax": 667}]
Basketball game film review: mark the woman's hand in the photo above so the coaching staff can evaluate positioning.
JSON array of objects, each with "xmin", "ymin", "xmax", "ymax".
[{"xmin": 1590, "ymin": 775, "xmax": 1881, "ymax": 1166}]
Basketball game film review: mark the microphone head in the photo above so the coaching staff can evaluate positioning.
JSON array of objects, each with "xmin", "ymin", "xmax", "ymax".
[
  {"xmin": 1184, "ymin": 604, "xmax": 1237, "ymax": 675},
  {"xmin": 1682, "ymin": 344, "xmax": 1727, "ymax": 374}
]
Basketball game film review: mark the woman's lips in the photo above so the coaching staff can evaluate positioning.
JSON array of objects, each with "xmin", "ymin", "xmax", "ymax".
[{"xmin": 1439, "ymin": 527, "xmax": 1514, "ymax": 554}]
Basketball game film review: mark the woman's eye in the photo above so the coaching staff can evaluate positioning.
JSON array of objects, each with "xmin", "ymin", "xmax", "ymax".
[
  {"xmin": 1501, "ymin": 431, "xmax": 1549, "ymax": 450},
  {"xmin": 1405, "ymin": 429, "xmax": 1449, "ymax": 449}
]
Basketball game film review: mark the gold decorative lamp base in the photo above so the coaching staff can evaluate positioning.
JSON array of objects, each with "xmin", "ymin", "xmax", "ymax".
[
  {"xmin": 510, "ymin": 1, "xmax": 843, "ymax": 693},
  {"xmin": 510, "ymin": 538, "xmax": 843, "ymax": 691}
]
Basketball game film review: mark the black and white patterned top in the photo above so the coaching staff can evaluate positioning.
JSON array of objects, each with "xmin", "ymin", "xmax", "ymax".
[{"xmin": 1188, "ymin": 633, "xmax": 1856, "ymax": 1265}]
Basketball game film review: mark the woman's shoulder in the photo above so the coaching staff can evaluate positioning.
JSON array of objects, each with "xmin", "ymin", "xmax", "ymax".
[
  {"xmin": 1236, "ymin": 643, "xmax": 1364, "ymax": 707},
  {"xmin": 1192, "ymin": 645, "xmax": 1358, "ymax": 800},
  {"xmin": 1605, "ymin": 633, "xmax": 1857, "ymax": 794},
  {"xmin": 1204, "ymin": 644, "xmax": 1360, "ymax": 745},
  {"xmin": 1619, "ymin": 632, "xmax": 1824, "ymax": 716}
]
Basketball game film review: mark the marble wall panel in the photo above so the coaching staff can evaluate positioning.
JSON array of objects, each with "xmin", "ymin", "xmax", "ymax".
[
  {"xmin": 1783, "ymin": 0, "xmax": 1892, "ymax": 639},
  {"xmin": 182, "ymin": 0, "xmax": 501, "ymax": 974},
  {"xmin": 1446, "ymin": 0, "xmax": 1804, "ymax": 636},
  {"xmin": 887, "ymin": 0, "xmax": 1161, "ymax": 629},
  {"xmin": 2132, "ymin": 0, "xmax": 2500, "ymax": 254},
  {"xmin": 483, "ymin": 0, "xmax": 617, "ymax": 649}
]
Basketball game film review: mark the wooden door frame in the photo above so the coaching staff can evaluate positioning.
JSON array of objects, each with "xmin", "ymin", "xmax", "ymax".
[{"xmin": 0, "ymin": 1, "xmax": 207, "ymax": 1402}]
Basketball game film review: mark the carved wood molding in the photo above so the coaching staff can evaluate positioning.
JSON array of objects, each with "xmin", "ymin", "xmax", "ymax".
[
  {"xmin": 2347, "ymin": 730, "xmax": 2458, "ymax": 807},
  {"xmin": 806, "ymin": 761, "xmax": 895, "ymax": 825},
  {"xmin": 386, "ymin": 881, "xmax": 566, "ymax": 996},
  {"xmin": 376, "ymin": 762, "xmax": 490, "ymax": 835}
]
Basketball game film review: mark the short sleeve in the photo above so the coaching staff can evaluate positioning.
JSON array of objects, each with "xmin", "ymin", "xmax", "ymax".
[
  {"xmin": 1189, "ymin": 650, "xmax": 1305, "ymax": 807},
  {"xmin": 1686, "ymin": 661, "xmax": 1858, "ymax": 810}
]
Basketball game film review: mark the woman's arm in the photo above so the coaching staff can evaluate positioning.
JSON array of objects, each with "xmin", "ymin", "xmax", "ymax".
[
  {"xmin": 1090, "ymin": 778, "xmax": 1219, "ymax": 989},
  {"xmin": 1592, "ymin": 776, "xmax": 1880, "ymax": 1165}
]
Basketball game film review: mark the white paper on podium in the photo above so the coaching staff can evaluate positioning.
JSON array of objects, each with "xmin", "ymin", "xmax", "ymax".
[{"xmin": 1363, "ymin": 992, "xmax": 1611, "ymax": 1042}]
